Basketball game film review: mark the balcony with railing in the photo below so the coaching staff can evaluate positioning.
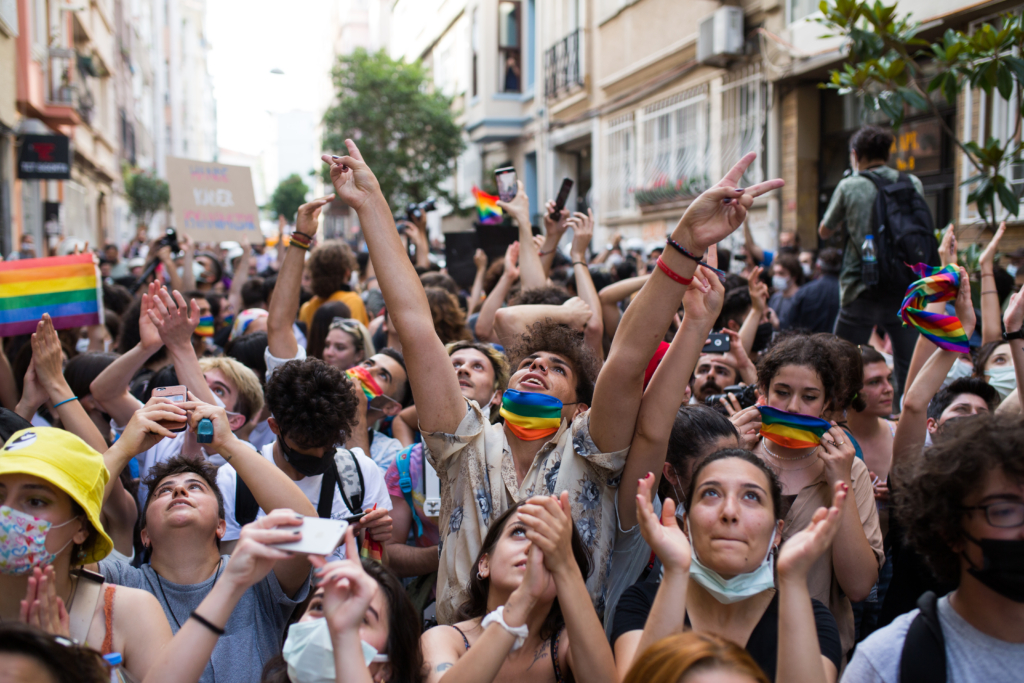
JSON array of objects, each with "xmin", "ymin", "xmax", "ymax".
[{"xmin": 544, "ymin": 28, "xmax": 583, "ymax": 101}]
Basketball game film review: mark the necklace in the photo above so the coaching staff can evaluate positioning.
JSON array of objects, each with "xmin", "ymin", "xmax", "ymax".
[{"xmin": 762, "ymin": 438, "xmax": 818, "ymax": 461}]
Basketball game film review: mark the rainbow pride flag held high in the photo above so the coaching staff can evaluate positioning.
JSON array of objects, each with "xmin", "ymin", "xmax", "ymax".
[
  {"xmin": 899, "ymin": 263, "xmax": 970, "ymax": 354},
  {"xmin": 499, "ymin": 389, "xmax": 563, "ymax": 441},
  {"xmin": 757, "ymin": 406, "xmax": 832, "ymax": 450},
  {"xmin": 0, "ymin": 254, "xmax": 102, "ymax": 337},
  {"xmin": 346, "ymin": 366, "xmax": 383, "ymax": 401},
  {"xmin": 472, "ymin": 186, "xmax": 503, "ymax": 225}
]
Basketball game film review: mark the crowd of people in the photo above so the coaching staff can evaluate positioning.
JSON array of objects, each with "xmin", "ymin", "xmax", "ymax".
[{"xmin": 1, "ymin": 124, "xmax": 1022, "ymax": 683}]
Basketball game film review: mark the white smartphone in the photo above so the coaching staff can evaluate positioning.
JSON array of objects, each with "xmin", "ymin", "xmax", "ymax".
[
  {"xmin": 271, "ymin": 517, "xmax": 349, "ymax": 555},
  {"xmin": 495, "ymin": 167, "xmax": 517, "ymax": 202}
]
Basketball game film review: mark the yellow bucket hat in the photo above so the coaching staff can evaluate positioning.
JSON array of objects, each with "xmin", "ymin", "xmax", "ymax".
[{"xmin": 0, "ymin": 427, "xmax": 113, "ymax": 564}]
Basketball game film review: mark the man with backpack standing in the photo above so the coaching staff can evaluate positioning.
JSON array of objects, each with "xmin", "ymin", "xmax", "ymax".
[{"xmin": 820, "ymin": 125, "xmax": 938, "ymax": 406}]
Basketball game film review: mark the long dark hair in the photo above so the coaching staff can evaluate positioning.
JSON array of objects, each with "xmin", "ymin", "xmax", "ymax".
[
  {"xmin": 455, "ymin": 501, "xmax": 592, "ymax": 642},
  {"xmin": 260, "ymin": 560, "xmax": 425, "ymax": 683},
  {"xmin": 306, "ymin": 300, "xmax": 353, "ymax": 360}
]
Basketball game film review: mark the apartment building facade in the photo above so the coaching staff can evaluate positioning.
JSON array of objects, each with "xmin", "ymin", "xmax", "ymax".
[
  {"xmin": 391, "ymin": 0, "xmax": 1024, "ymax": 255},
  {"xmin": 0, "ymin": 0, "xmax": 216, "ymax": 258}
]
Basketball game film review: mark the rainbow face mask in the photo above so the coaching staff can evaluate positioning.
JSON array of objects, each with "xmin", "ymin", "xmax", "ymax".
[
  {"xmin": 195, "ymin": 315, "xmax": 215, "ymax": 337},
  {"xmin": 346, "ymin": 366, "xmax": 383, "ymax": 400},
  {"xmin": 757, "ymin": 406, "xmax": 831, "ymax": 450},
  {"xmin": 499, "ymin": 389, "xmax": 563, "ymax": 441}
]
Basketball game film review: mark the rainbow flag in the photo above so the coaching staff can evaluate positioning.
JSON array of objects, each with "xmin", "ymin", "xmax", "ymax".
[
  {"xmin": 758, "ymin": 406, "xmax": 831, "ymax": 450},
  {"xmin": 346, "ymin": 366, "xmax": 382, "ymax": 401},
  {"xmin": 0, "ymin": 254, "xmax": 102, "ymax": 337},
  {"xmin": 899, "ymin": 263, "xmax": 970, "ymax": 353},
  {"xmin": 195, "ymin": 315, "xmax": 215, "ymax": 337},
  {"xmin": 472, "ymin": 186, "xmax": 503, "ymax": 225}
]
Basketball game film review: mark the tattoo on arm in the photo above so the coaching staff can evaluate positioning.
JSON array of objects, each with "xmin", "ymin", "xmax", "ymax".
[
  {"xmin": 436, "ymin": 663, "xmax": 453, "ymax": 672},
  {"xmin": 526, "ymin": 643, "xmax": 549, "ymax": 670}
]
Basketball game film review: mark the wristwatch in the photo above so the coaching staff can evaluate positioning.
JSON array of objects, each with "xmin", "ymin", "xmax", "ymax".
[{"xmin": 1003, "ymin": 330, "xmax": 1024, "ymax": 341}]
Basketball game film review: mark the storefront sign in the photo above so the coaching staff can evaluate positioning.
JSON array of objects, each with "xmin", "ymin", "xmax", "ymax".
[
  {"xmin": 165, "ymin": 157, "xmax": 261, "ymax": 243},
  {"xmin": 17, "ymin": 135, "xmax": 71, "ymax": 180},
  {"xmin": 891, "ymin": 119, "xmax": 941, "ymax": 176}
]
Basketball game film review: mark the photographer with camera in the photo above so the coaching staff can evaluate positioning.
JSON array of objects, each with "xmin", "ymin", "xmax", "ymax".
[
  {"xmin": 396, "ymin": 198, "xmax": 436, "ymax": 270},
  {"xmin": 692, "ymin": 327, "xmax": 757, "ymax": 407}
]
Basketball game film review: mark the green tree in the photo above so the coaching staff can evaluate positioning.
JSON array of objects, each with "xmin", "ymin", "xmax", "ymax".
[
  {"xmin": 322, "ymin": 48, "xmax": 465, "ymax": 212},
  {"xmin": 124, "ymin": 168, "xmax": 170, "ymax": 227},
  {"xmin": 819, "ymin": 0, "xmax": 1024, "ymax": 228},
  {"xmin": 270, "ymin": 174, "xmax": 310, "ymax": 224}
]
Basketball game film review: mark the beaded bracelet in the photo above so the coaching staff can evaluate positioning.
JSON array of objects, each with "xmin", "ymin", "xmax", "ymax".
[{"xmin": 656, "ymin": 256, "xmax": 693, "ymax": 286}]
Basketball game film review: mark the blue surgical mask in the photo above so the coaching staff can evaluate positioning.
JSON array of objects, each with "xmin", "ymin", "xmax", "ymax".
[
  {"xmin": 1007, "ymin": 264, "xmax": 1019, "ymax": 279},
  {"xmin": 282, "ymin": 618, "xmax": 388, "ymax": 683},
  {"xmin": 986, "ymin": 365, "xmax": 1017, "ymax": 402},
  {"xmin": 687, "ymin": 524, "xmax": 777, "ymax": 604}
]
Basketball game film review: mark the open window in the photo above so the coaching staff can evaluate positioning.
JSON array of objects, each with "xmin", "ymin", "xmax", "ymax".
[{"xmin": 498, "ymin": 1, "xmax": 521, "ymax": 93}]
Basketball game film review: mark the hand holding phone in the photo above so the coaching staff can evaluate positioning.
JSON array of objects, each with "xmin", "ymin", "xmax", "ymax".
[
  {"xmin": 271, "ymin": 517, "xmax": 349, "ymax": 555},
  {"xmin": 702, "ymin": 333, "xmax": 730, "ymax": 354},
  {"xmin": 151, "ymin": 385, "xmax": 188, "ymax": 432},
  {"xmin": 549, "ymin": 178, "xmax": 574, "ymax": 220},
  {"xmin": 495, "ymin": 167, "xmax": 517, "ymax": 203}
]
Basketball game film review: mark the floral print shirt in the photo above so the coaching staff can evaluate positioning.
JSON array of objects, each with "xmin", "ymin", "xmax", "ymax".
[{"xmin": 421, "ymin": 399, "xmax": 629, "ymax": 624}]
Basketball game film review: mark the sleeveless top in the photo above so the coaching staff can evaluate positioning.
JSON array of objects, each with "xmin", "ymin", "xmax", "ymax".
[{"xmin": 449, "ymin": 623, "xmax": 566, "ymax": 682}]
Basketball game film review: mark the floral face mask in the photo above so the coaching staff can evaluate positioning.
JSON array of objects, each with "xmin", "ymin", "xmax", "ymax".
[{"xmin": 0, "ymin": 505, "xmax": 79, "ymax": 575}]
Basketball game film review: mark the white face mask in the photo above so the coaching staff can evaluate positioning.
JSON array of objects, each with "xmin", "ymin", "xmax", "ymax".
[
  {"xmin": 75, "ymin": 337, "xmax": 112, "ymax": 354},
  {"xmin": 945, "ymin": 359, "xmax": 974, "ymax": 383},
  {"xmin": 687, "ymin": 524, "xmax": 777, "ymax": 604},
  {"xmin": 283, "ymin": 618, "xmax": 388, "ymax": 683},
  {"xmin": 771, "ymin": 275, "xmax": 790, "ymax": 292},
  {"xmin": 1007, "ymin": 264, "xmax": 1019, "ymax": 279},
  {"xmin": 986, "ymin": 365, "xmax": 1017, "ymax": 402},
  {"xmin": 801, "ymin": 263, "xmax": 813, "ymax": 278},
  {"xmin": 480, "ymin": 391, "xmax": 496, "ymax": 421}
]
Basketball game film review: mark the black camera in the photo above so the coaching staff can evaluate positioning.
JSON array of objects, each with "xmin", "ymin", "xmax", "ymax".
[
  {"xmin": 157, "ymin": 228, "xmax": 180, "ymax": 254},
  {"xmin": 705, "ymin": 384, "xmax": 759, "ymax": 415},
  {"xmin": 405, "ymin": 197, "xmax": 437, "ymax": 221}
]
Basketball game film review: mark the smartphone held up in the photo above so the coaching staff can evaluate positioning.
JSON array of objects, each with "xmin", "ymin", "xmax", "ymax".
[
  {"xmin": 495, "ymin": 167, "xmax": 517, "ymax": 203},
  {"xmin": 152, "ymin": 385, "xmax": 188, "ymax": 433}
]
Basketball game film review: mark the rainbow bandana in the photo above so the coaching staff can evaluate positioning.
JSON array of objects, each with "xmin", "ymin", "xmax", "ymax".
[
  {"xmin": 195, "ymin": 315, "xmax": 215, "ymax": 337},
  {"xmin": 499, "ymin": 389, "xmax": 563, "ymax": 441},
  {"xmin": 346, "ymin": 366, "xmax": 383, "ymax": 401},
  {"xmin": 898, "ymin": 263, "xmax": 970, "ymax": 353},
  {"xmin": 757, "ymin": 406, "xmax": 831, "ymax": 450}
]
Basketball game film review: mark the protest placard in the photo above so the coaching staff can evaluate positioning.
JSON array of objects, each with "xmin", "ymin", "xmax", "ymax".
[{"xmin": 166, "ymin": 157, "xmax": 262, "ymax": 243}]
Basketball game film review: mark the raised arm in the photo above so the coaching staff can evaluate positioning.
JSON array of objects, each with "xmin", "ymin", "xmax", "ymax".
[
  {"xmin": 474, "ymin": 242, "xmax": 519, "ymax": 343},
  {"xmin": 618, "ymin": 266, "xmax": 724, "ymax": 529},
  {"xmin": 904, "ymin": 228, "xmax": 958, "ymax": 392},
  {"xmin": 614, "ymin": 476, "xmax": 691, "ymax": 681},
  {"xmin": 148, "ymin": 288, "xmax": 218, "ymax": 407},
  {"xmin": 467, "ymin": 249, "xmax": 489, "ymax": 317},
  {"xmin": 493, "ymin": 298, "xmax": 592, "ymax": 347},
  {"xmin": 188, "ymin": 400, "xmax": 316, "ymax": 595},
  {"xmin": 90, "ymin": 283, "xmax": 165, "ymax": 426},
  {"xmin": 268, "ymin": 196, "xmax": 334, "ymax": 360},
  {"xmin": 539, "ymin": 202, "xmax": 571, "ymax": 277},
  {"xmin": 738, "ymin": 266, "xmax": 766, "ymax": 356},
  {"xmin": 978, "ymin": 222, "xmax": 1006, "ymax": 345},
  {"xmin": 567, "ymin": 210, "xmax": 604, "ymax": 361},
  {"xmin": 590, "ymin": 154, "xmax": 784, "ymax": 452},
  {"xmin": 497, "ymin": 181, "xmax": 545, "ymax": 290},
  {"xmin": 775, "ymin": 483, "xmax": 845, "ymax": 683},
  {"xmin": 743, "ymin": 221, "xmax": 765, "ymax": 265},
  {"xmin": 323, "ymin": 142, "xmax": 465, "ymax": 434},
  {"xmin": 226, "ymin": 239, "xmax": 251, "ymax": 321},
  {"xmin": 1002, "ymin": 283, "xmax": 1024, "ymax": 419},
  {"xmin": 598, "ymin": 274, "xmax": 649, "ymax": 342},
  {"xmin": 892, "ymin": 268, "xmax": 975, "ymax": 487},
  {"xmin": 179, "ymin": 234, "xmax": 197, "ymax": 292}
]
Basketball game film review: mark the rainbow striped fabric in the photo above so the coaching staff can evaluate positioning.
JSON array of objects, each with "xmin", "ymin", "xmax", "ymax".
[
  {"xmin": 499, "ymin": 389, "xmax": 563, "ymax": 441},
  {"xmin": 757, "ymin": 406, "xmax": 832, "ymax": 450},
  {"xmin": 472, "ymin": 186, "xmax": 503, "ymax": 225},
  {"xmin": 899, "ymin": 263, "xmax": 970, "ymax": 354},
  {"xmin": 0, "ymin": 254, "xmax": 102, "ymax": 337},
  {"xmin": 346, "ymin": 366, "xmax": 382, "ymax": 401},
  {"xmin": 195, "ymin": 315, "xmax": 215, "ymax": 337}
]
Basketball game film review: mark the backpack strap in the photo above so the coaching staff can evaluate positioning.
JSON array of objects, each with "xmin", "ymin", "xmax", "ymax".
[
  {"xmin": 235, "ymin": 472, "xmax": 260, "ymax": 527},
  {"xmin": 333, "ymin": 447, "xmax": 366, "ymax": 515},
  {"xmin": 899, "ymin": 591, "xmax": 946, "ymax": 683},
  {"xmin": 68, "ymin": 568, "xmax": 105, "ymax": 645},
  {"xmin": 396, "ymin": 445, "xmax": 423, "ymax": 537}
]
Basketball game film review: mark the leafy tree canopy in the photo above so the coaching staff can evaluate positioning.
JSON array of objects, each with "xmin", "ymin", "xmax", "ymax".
[
  {"xmin": 322, "ymin": 48, "xmax": 465, "ymax": 213},
  {"xmin": 124, "ymin": 169, "xmax": 170, "ymax": 226},
  {"xmin": 270, "ymin": 174, "xmax": 310, "ymax": 224}
]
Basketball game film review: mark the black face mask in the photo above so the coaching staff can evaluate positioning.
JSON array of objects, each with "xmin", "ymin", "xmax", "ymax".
[
  {"xmin": 964, "ymin": 534, "xmax": 1024, "ymax": 603},
  {"xmin": 279, "ymin": 437, "xmax": 334, "ymax": 477},
  {"xmin": 753, "ymin": 322, "xmax": 774, "ymax": 353}
]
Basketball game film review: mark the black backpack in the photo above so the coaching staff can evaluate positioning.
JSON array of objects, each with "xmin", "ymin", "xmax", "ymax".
[
  {"xmin": 861, "ymin": 171, "xmax": 940, "ymax": 298},
  {"xmin": 898, "ymin": 591, "xmax": 946, "ymax": 682},
  {"xmin": 236, "ymin": 447, "xmax": 365, "ymax": 525}
]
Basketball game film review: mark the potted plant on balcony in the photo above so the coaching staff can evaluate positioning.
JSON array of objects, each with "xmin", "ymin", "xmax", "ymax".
[{"xmin": 631, "ymin": 173, "xmax": 710, "ymax": 210}]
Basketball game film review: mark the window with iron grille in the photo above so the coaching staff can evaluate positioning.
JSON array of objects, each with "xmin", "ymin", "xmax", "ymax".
[
  {"xmin": 636, "ymin": 86, "xmax": 710, "ymax": 204},
  {"xmin": 720, "ymin": 64, "xmax": 765, "ymax": 187},
  {"xmin": 544, "ymin": 28, "xmax": 582, "ymax": 100},
  {"xmin": 605, "ymin": 113, "xmax": 634, "ymax": 213}
]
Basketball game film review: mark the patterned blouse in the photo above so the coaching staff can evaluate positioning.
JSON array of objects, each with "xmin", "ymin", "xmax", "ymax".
[{"xmin": 422, "ymin": 398, "xmax": 629, "ymax": 625}]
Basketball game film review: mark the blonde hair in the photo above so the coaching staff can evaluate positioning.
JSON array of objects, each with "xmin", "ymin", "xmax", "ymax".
[
  {"xmin": 198, "ymin": 356, "xmax": 265, "ymax": 421},
  {"xmin": 622, "ymin": 633, "xmax": 770, "ymax": 683}
]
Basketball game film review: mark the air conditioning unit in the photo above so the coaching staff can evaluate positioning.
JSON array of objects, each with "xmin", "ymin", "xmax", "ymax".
[{"xmin": 697, "ymin": 6, "xmax": 745, "ymax": 66}]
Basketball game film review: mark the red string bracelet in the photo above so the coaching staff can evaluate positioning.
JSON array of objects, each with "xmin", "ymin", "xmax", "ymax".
[{"xmin": 656, "ymin": 256, "xmax": 693, "ymax": 286}]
